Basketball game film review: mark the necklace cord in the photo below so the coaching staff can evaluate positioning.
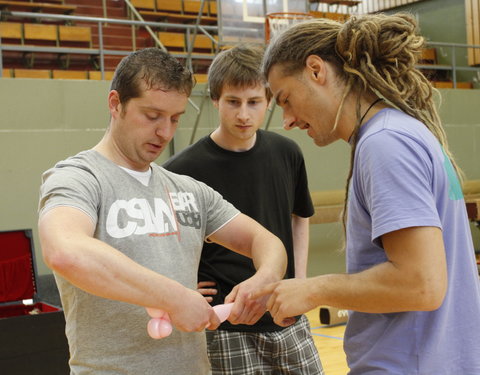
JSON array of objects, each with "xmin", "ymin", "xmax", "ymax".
[{"xmin": 359, "ymin": 98, "xmax": 383, "ymax": 126}]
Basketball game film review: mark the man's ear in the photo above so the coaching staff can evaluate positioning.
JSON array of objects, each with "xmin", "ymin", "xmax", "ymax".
[
  {"xmin": 108, "ymin": 90, "xmax": 122, "ymax": 117},
  {"xmin": 305, "ymin": 55, "xmax": 327, "ymax": 85},
  {"xmin": 212, "ymin": 99, "xmax": 219, "ymax": 109}
]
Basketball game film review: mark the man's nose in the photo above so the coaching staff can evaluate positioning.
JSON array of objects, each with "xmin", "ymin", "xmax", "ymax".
[
  {"xmin": 283, "ymin": 114, "xmax": 298, "ymax": 130},
  {"xmin": 237, "ymin": 104, "xmax": 249, "ymax": 121},
  {"xmin": 156, "ymin": 120, "xmax": 175, "ymax": 139}
]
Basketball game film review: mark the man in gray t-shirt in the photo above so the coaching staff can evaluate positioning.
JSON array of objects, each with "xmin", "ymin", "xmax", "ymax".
[{"xmin": 38, "ymin": 48, "xmax": 287, "ymax": 375}]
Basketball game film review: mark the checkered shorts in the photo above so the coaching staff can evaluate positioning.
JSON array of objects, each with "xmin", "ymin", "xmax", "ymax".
[{"xmin": 206, "ymin": 315, "xmax": 324, "ymax": 375}]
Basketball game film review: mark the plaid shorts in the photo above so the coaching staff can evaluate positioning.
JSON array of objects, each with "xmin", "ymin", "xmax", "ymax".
[{"xmin": 206, "ymin": 315, "xmax": 324, "ymax": 375}]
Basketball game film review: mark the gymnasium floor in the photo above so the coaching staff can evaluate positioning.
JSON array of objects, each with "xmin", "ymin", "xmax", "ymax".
[{"xmin": 305, "ymin": 309, "xmax": 349, "ymax": 375}]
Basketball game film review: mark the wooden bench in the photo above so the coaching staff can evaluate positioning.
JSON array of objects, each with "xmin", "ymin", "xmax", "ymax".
[
  {"xmin": 464, "ymin": 180, "xmax": 480, "ymax": 222},
  {"xmin": 0, "ymin": 21, "xmax": 22, "ymax": 41},
  {"xmin": 24, "ymin": 23, "xmax": 57, "ymax": 45},
  {"xmin": 187, "ymin": 33, "xmax": 214, "ymax": 52},
  {"xmin": 158, "ymin": 31, "xmax": 185, "ymax": 51},
  {"xmin": 52, "ymin": 69, "xmax": 88, "ymax": 79},
  {"xmin": 139, "ymin": 10, "xmax": 217, "ymax": 24},
  {"xmin": 14, "ymin": 68, "xmax": 50, "ymax": 78},
  {"xmin": 58, "ymin": 25, "xmax": 92, "ymax": 47},
  {"xmin": 310, "ymin": 179, "xmax": 480, "ymax": 224},
  {"xmin": 432, "ymin": 81, "xmax": 474, "ymax": 89},
  {"xmin": 0, "ymin": 0, "xmax": 76, "ymax": 14},
  {"xmin": 88, "ymin": 70, "xmax": 114, "ymax": 80},
  {"xmin": 419, "ymin": 48, "xmax": 437, "ymax": 64},
  {"xmin": 184, "ymin": 0, "xmax": 209, "ymax": 15},
  {"xmin": 309, "ymin": 10, "xmax": 350, "ymax": 22},
  {"xmin": 131, "ymin": 0, "xmax": 155, "ymax": 10},
  {"xmin": 309, "ymin": 0, "xmax": 361, "ymax": 6},
  {"xmin": 194, "ymin": 73, "xmax": 208, "ymax": 83},
  {"xmin": 1, "ymin": 68, "xmax": 13, "ymax": 77}
]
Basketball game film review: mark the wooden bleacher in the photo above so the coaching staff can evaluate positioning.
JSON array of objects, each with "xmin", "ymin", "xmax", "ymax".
[
  {"xmin": 309, "ymin": 0, "xmax": 361, "ymax": 6},
  {"xmin": 1, "ymin": 0, "xmax": 219, "ymax": 78},
  {"xmin": 417, "ymin": 47, "xmax": 474, "ymax": 89},
  {"xmin": 1, "ymin": 67, "xmax": 115, "ymax": 80},
  {"xmin": 88, "ymin": 70, "xmax": 114, "ymax": 80},
  {"xmin": 310, "ymin": 180, "xmax": 480, "ymax": 225},
  {"xmin": 1, "ymin": 20, "xmax": 95, "ymax": 69},
  {"xmin": 52, "ymin": 69, "xmax": 88, "ymax": 79},
  {"xmin": 58, "ymin": 25, "xmax": 92, "ymax": 48},
  {"xmin": 432, "ymin": 81, "xmax": 474, "ymax": 89},
  {"xmin": 0, "ymin": 0, "xmax": 76, "ymax": 14},
  {"xmin": 309, "ymin": 10, "xmax": 350, "ymax": 22},
  {"xmin": 158, "ymin": 31, "xmax": 186, "ymax": 51},
  {"xmin": 24, "ymin": 23, "xmax": 57, "ymax": 45},
  {"xmin": 2, "ymin": 68, "xmax": 13, "ymax": 77},
  {"xmin": 464, "ymin": 180, "xmax": 480, "ymax": 223},
  {"xmin": 183, "ymin": 0, "xmax": 209, "ymax": 15},
  {"xmin": 187, "ymin": 33, "xmax": 215, "ymax": 52},
  {"xmin": 194, "ymin": 73, "xmax": 207, "ymax": 83},
  {"xmin": 0, "ymin": 21, "xmax": 22, "ymax": 41},
  {"xmin": 14, "ymin": 68, "xmax": 50, "ymax": 78},
  {"xmin": 134, "ymin": 0, "xmax": 217, "ymax": 24}
]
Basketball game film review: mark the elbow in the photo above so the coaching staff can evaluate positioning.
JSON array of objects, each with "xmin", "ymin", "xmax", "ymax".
[
  {"xmin": 42, "ymin": 244, "xmax": 76, "ymax": 276},
  {"xmin": 416, "ymin": 279, "xmax": 447, "ymax": 311}
]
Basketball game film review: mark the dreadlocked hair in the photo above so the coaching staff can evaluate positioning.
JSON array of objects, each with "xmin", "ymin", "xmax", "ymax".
[{"xmin": 263, "ymin": 13, "xmax": 462, "ymax": 232}]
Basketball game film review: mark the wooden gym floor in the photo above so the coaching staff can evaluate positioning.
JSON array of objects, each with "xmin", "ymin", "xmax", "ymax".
[{"xmin": 305, "ymin": 309, "xmax": 349, "ymax": 374}]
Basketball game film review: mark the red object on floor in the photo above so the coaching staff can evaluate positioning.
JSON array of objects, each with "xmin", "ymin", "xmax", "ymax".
[{"xmin": 0, "ymin": 229, "xmax": 69, "ymax": 374}]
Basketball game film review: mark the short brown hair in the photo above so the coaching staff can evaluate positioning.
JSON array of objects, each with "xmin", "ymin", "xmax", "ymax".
[
  {"xmin": 208, "ymin": 44, "xmax": 272, "ymax": 101},
  {"xmin": 111, "ymin": 48, "xmax": 194, "ymax": 106}
]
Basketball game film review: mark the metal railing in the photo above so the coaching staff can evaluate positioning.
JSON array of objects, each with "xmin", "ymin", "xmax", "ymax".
[
  {"xmin": 419, "ymin": 41, "xmax": 480, "ymax": 88},
  {"xmin": 0, "ymin": 10, "xmax": 219, "ymax": 79}
]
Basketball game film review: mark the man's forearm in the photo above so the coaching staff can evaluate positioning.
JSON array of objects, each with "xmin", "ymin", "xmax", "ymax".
[{"xmin": 292, "ymin": 215, "xmax": 310, "ymax": 278}]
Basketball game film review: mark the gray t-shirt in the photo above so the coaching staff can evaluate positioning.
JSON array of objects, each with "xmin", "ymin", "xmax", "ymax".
[{"xmin": 39, "ymin": 150, "xmax": 240, "ymax": 375}]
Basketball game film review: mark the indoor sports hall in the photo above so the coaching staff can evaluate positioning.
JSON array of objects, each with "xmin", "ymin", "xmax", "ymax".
[{"xmin": 1, "ymin": 0, "xmax": 479, "ymax": 373}]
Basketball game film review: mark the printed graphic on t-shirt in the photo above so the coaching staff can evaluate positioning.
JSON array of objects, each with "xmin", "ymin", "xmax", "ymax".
[
  {"xmin": 441, "ymin": 147, "xmax": 463, "ymax": 200},
  {"xmin": 105, "ymin": 191, "xmax": 200, "ymax": 238}
]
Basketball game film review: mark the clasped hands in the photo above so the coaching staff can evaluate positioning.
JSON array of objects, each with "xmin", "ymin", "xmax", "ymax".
[
  {"xmin": 147, "ymin": 276, "xmax": 315, "ymax": 339},
  {"xmin": 200, "ymin": 276, "xmax": 316, "ymax": 328}
]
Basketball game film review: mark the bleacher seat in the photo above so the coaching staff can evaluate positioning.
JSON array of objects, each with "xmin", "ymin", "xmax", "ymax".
[
  {"xmin": 158, "ymin": 31, "xmax": 186, "ymax": 51},
  {"xmin": 0, "ymin": 22, "xmax": 23, "ymax": 42},
  {"xmin": 184, "ymin": 0, "xmax": 209, "ymax": 15},
  {"xmin": 131, "ymin": 0, "xmax": 155, "ymax": 11},
  {"xmin": 24, "ymin": 23, "xmax": 57, "ymax": 45},
  {"xmin": 58, "ymin": 25, "xmax": 92, "ymax": 47},
  {"xmin": 0, "ymin": 0, "xmax": 76, "ymax": 14},
  {"xmin": 52, "ymin": 69, "xmax": 88, "ymax": 79},
  {"xmin": 2, "ymin": 68, "xmax": 13, "ymax": 77},
  {"xmin": 14, "ymin": 68, "xmax": 51, "ymax": 78},
  {"xmin": 89, "ymin": 70, "xmax": 115, "ymax": 80},
  {"xmin": 419, "ymin": 48, "xmax": 437, "ymax": 64},
  {"xmin": 194, "ymin": 73, "xmax": 208, "ymax": 83},
  {"xmin": 432, "ymin": 81, "xmax": 473, "ymax": 89}
]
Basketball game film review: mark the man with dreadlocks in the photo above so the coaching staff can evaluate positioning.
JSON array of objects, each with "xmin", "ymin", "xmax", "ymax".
[{"xmin": 252, "ymin": 13, "xmax": 480, "ymax": 374}]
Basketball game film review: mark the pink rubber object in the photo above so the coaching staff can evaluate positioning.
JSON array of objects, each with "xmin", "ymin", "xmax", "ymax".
[
  {"xmin": 147, "ymin": 317, "xmax": 173, "ymax": 339},
  {"xmin": 146, "ymin": 303, "xmax": 234, "ymax": 339},
  {"xmin": 213, "ymin": 303, "xmax": 233, "ymax": 323},
  {"xmin": 146, "ymin": 308, "xmax": 173, "ymax": 339}
]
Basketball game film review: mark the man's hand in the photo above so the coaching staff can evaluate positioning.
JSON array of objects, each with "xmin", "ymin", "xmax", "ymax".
[
  {"xmin": 250, "ymin": 278, "xmax": 318, "ymax": 327},
  {"xmin": 168, "ymin": 288, "xmax": 221, "ymax": 331},
  {"xmin": 224, "ymin": 272, "xmax": 276, "ymax": 325}
]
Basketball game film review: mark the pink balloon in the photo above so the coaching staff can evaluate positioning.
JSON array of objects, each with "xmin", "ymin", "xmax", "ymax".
[
  {"xmin": 213, "ymin": 303, "xmax": 233, "ymax": 323},
  {"xmin": 145, "ymin": 303, "xmax": 233, "ymax": 339},
  {"xmin": 147, "ymin": 317, "xmax": 173, "ymax": 339}
]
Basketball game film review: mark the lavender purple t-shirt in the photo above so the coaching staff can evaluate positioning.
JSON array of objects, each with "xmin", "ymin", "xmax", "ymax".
[{"xmin": 345, "ymin": 108, "xmax": 480, "ymax": 374}]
